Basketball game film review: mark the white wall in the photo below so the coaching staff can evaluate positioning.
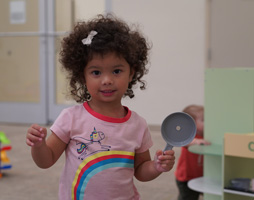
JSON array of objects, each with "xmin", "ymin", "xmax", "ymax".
[{"xmin": 110, "ymin": 0, "xmax": 206, "ymax": 125}]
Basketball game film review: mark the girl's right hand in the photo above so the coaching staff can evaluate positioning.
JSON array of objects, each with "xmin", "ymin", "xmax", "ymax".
[{"xmin": 26, "ymin": 124, "xmax": 47, "ymax": 147}]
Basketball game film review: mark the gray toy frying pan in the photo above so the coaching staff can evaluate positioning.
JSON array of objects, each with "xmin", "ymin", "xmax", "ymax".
[{"xmin": 161, "ymin": 112, "xmax": 196, "ymax": 151}]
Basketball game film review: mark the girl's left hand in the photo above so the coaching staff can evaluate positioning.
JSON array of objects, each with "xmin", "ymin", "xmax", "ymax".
[{"xmin": 154, "ymin": 150, "xmax": 175, "ymax": 172}]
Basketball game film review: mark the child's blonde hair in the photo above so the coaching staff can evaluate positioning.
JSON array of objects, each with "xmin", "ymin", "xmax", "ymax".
[{"xmin": 183, "ymin": 105, "xmax": 204, "ymax": 120}]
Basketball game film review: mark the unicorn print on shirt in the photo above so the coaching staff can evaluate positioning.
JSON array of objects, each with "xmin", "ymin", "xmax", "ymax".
[{"xmin": 73, "ymin": 127, "xmax": 111, "ymax": 160}]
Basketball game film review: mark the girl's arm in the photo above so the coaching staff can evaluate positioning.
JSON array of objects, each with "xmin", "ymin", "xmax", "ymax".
[
  {"xmin": 26, "ymin": 124, "xmax": 67, "ymax": 169},
  {"xmin": 134, "ymin": 149, "xmax": 175, "ymax": 182}
]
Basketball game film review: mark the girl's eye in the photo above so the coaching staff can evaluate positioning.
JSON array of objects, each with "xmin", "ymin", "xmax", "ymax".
[
  {"xmin": 113, "ymin": 69, "xmax": 122, "ymax": 75},
  {"xmin": 92, "ymin": 70, "xmax": 101, "ymax": 76}
]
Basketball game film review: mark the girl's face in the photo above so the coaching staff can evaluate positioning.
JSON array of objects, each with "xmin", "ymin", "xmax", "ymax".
[{"xmin": 84, "ymin": 52, "xmax": 134, "ymax": 107}]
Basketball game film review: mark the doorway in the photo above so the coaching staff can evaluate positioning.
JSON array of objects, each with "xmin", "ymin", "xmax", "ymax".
[{"xmin": 0, "ymin": 0, "xmax": 107, "ymax": 124}]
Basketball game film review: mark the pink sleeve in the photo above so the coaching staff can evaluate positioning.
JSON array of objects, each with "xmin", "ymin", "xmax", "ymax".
[
  {"xmin": 135, "ymin": 124, "xmax": 153, "ymax": 154},
  {"xmin": 50, "ymin": 109, "xmax": 72, "ymax": 144}
]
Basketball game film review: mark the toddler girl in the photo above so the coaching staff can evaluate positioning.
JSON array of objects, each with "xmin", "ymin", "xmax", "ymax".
[{"xmin": 26, "ymin": 14, "xmax": 175, "ymax": 200}]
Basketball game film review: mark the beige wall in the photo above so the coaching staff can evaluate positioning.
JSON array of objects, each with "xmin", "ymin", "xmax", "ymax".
[{"xmin": 111, "ymin": 0, "xmax": 206, "ymax": 125}]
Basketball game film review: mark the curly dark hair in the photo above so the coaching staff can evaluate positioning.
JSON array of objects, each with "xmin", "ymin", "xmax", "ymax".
[{"xmin": 59, "ymin": 14, "xmax": 150, "ymax": 103}]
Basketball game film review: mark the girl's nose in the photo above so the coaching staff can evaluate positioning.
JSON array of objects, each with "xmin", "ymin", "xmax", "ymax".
[{"xmin": 102, "ymin": 74, "xmax": 113, "ymax": 85}]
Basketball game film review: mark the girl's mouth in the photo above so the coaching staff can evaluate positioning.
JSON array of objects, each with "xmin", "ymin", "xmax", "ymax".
[{"xmin": 101, "ymin": 90, "xmax": 116, "ymax": 97}]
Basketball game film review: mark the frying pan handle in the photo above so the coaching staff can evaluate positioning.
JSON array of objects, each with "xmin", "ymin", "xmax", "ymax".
[{"xmin": 164, "ymin": 143, "xmax": 173, "ymax": 151}]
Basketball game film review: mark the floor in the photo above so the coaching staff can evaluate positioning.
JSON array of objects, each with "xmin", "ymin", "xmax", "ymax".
[{"xmin": 0, "ymin": 123, "xmax": 203, "ymax": 200}]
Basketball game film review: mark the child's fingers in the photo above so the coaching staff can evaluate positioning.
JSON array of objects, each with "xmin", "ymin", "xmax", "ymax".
[
  {"xmin": 40, "ymin": 127, "xmax": 47, "ymax": 137},
  {"xmin": 26, "ymin": 138, "xmax": 35, "ymax": 146},
  {"xmin": 156, "ymin": 150, "xmax": 163, "ymax": 157},
  {"xmin": 28, "ymin": 124, "xmax": 41, "ymax": 134},
  {"xmin": 158, "ymin": 150, "xmax": 175, "ymax": 160},
  {"xmin": 28, "ymin": 124, "xmax": 46, "ymax": 137},
  {"xmin": 155, "ymin": 150, "xmax": 175, "ymax": 171},
  {"xmin": 155, "ymin": 156, "xmax": 175, "ymax": 172},
  {"xmin": 160, "ymin": 157, "xmax": 175, "ymax": 165},
  {"xmin": 31, "ymin": 124, "xmax": 46, "ymax": 135},
  {"xmin": 26, "ymin": 124, "xmax": 46, "ymax": 146},
  {"xmin": 157, "ymin": 156, "xmax": 175, "ymax": 165},
  {"xmin": 162, "ymin": 150, "xmax": 175, "ymax": 156},
  {"xmin": 27, "ymin": 131, "xmax": 43, "ymax": 141}
]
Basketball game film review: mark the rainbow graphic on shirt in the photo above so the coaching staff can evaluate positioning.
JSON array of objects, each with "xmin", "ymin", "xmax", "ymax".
[{"xmin": 71, "ymin": 150, "xmax": 135, "ymax": 200}]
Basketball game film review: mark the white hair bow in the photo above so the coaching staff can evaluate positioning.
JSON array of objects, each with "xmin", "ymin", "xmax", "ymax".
[{"xmin": 81, "ymin": 31, "xmax": 98, "ymax": 45}]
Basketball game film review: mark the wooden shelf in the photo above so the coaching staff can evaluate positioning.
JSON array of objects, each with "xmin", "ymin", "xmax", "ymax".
[
  {"xmin": 188, "ymin": 144, "xmax": 222, "ymax": 156},
  {"xmin": 188, "ymin": 177, "xmax": 222, "ymax": 196}
]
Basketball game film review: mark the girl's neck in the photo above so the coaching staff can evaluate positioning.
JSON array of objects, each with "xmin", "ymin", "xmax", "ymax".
[{"xmin": 87, "ymin": 101, "xmax": 127, "ymax": 118}]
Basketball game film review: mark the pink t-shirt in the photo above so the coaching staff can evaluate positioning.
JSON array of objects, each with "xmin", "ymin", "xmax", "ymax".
[{"xmin": 51, "ymin": 102, "xmax": 153, "ymax": 200}]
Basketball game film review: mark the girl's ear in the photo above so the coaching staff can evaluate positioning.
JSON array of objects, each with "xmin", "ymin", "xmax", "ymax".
[
  {"xmin": 80, "ymin": 74, "xmax": 86, "ymax": 85},
  {"xmin": 129, "ymin": 68, "xmax": 135, "ymax": 82}
]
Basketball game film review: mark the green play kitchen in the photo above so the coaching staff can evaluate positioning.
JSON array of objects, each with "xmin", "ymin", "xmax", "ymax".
[{"xmin": 188, "ymin": 68, "xmax": 254, "ymax": 200}]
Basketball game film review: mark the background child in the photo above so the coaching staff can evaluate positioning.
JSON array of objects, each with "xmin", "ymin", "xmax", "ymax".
[
  {"xmin": 26, "ymin": 14, "xmax": 175, "ymax": 200},
  {"xmin": 175, "ymin": 105, "xmax": 210, "ymax": 200}
]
